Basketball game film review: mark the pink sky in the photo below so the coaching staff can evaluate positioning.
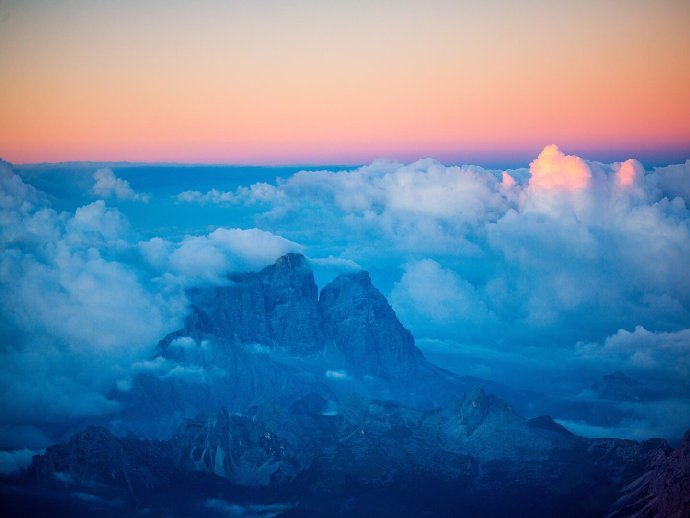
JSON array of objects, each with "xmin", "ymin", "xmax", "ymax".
[{"xmin": 1, "ymin": 0, "xmax": 689, "ymax": 164}]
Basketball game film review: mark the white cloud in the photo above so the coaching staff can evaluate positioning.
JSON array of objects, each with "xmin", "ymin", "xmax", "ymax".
[
  {"xmin": 232, "ymin": 145, "xmax": 690, "ymax": 352},
  {"xmin": 650, "ymin": 159, "xmax": 690, "ymax": 205},
  {"xmin": 177, "ymin": 188, "xmax": 236, "ymax": 204},
  {"xmin": 92, "ymin": 168, "xmax": 149, "ymax": 202},
  {"xmin": 3, "ymin": 146, "xmax": 690, "ymax": 445},
  {"xmin": 176, "ymin": 182, "xmax": 281, "ymax": 206},
  {"xmin": 593, "ymin": 326, "xmax": 690, "ymax": 382},
  {"xmin": 140, "ymin": 227, "xmax": 301, "ymax": 284},
  {"xmin": 528, "ymin": 144, "xmax": 591, "ymax": 191},
  {"xmin": 0, "ymin": 164, "xmax": 184, "ymax": 439},
  {"xmin": 0, "ymin": 448, "xmax": 36, "ymax": 475},
  {"xmin": 391, "ymin": 259, "xmax": 495, "ymax": 334}
]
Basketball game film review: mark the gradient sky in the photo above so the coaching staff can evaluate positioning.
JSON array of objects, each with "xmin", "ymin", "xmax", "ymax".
[{"xmin": 1, "ymin": 0, "xmax": 689, "ymax": 164}]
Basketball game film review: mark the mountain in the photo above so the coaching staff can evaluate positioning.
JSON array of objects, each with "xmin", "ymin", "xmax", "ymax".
[
  {"xmin": 182, "ymin": 253, "xmax": 323, "ymax": 355},
  {"xmin": 592, "ymin": 371, "xmax": 652, "ymax": 401},
  {"xmin": 111, "ymin": 254, "xmax": 468, "ymax": 437},
  {"xmin": 23, "ymin": 386, "xmax": 681, "ymax": 516},
  {"xmin": 4, "ymin": 253, "xmax": 689, "ymax": 516},
  {"xmin": 319, "ymin": 270, "xmax": 423, "ymax": 378},
  {"xmin": 609, "ymin": 431, "xmax": 690, "ymax": 517}
]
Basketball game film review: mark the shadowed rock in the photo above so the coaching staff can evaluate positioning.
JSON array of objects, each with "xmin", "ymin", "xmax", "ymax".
[{"xmin": 319, "ymin": 270, "xmax": 424, "ymax": 378}]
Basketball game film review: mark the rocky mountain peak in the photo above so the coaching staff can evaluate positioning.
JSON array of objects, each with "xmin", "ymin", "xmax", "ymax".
[
  {"xmin": 180, "ymin": 253, "xmax": 321, "ymax": 354},
  {"xmin": 318, "ymin": 269, "xmax": 423, "ymax": 378}
]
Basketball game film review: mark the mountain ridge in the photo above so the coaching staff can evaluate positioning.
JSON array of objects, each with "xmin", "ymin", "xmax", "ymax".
[{"xmin": 4, "ymin": 253, "xmax": 688, "ymax": 516}]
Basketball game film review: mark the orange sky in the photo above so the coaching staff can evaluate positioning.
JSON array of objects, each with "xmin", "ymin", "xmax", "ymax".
[{"xmin": 1, "ymin": 0, "xmax": 689, "ymax": 164}]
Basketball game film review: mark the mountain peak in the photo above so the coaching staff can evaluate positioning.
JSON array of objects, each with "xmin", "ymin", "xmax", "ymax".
[
  {"xmin": 182, "ymin": 252, "xmax": 321, "ymax": 354},
  {"xmin": 319, "ymin": 271, "xmax": 423, "ymax": 378},
  {"xmin": 266, "ymin": 252, "xmax": 310, "ymax": 271}
]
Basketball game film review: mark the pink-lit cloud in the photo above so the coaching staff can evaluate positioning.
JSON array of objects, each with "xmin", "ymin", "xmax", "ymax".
[{"xmin": 528, "ymin": 144, "xmax": 592, "ymax": 191}]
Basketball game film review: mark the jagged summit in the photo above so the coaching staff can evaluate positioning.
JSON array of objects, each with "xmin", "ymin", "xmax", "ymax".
[
  {"xmin": 170, "ymin": 254, "xmax": 426, "ymax": 375},
  {"xmin": 181, "ymin": 252, "xmax": 322, "ymax": 354},
  {"xmin": 319, "ymin": 267, "xmax": 424, "ymax": 378}
]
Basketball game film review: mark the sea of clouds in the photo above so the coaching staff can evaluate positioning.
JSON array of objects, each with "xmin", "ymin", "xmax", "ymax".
[{"xmin": 1, "ymin": 145, "xmax": 689, "ymax": 469}]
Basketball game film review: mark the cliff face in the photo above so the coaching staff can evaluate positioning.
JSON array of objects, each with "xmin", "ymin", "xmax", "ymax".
[
  {"xmin": 319, "ymin": 270, "xmax": 424, "ymax": 378},
  {"xmin": 183, "ymin": 253, "xmax": 322, "ymax": 355},
  {"xmin": 115, "ymin": 254, "xmax": 447, "ymax": 438},
  {"xmin": 179, "ymin": 255, "xmax": 426, "ymax": 375},
  {"xmin": 609, "ymin": 431, "xmax": 690, "ymax": 518}
]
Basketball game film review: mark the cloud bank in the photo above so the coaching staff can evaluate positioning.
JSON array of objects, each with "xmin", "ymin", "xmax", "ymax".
[
  {"xmin": 1, "ymin": 144, "xmax": 689, "ymax": 450},
  {"xmin": 0, "ymin": 160, "xmax": 299, "ymax": 457},
  {"xmin": 210, "ymin": 146, "xmax": 690, "ymax": 398}
]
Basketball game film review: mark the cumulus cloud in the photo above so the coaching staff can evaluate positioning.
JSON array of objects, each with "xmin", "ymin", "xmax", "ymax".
[
  {"xmin": 0, "ymin": 163, "xmax": 184, "ymax": 444},
  {"xmin": 92, "ymin": 168, "xmax": 149, "ymax": 202},
  {"xmin": 650, "ymin": 160, "xmax": 690, "ymax": 204},
  {"xmin": 139, "ymin": 227, "xmax": 301, "ymax": 284},
  {"xmin": 391, "ymin": 259, "xmax": 495, "ymax": 336},
  {"xmin": 1, "ymin": 161, "xmax": 311, "ymax": 451},
  {"xmin": 579, "ymin": 326, "xmax": 690, "ymax": 386},
  {"xmin": 204, "ymin": 145, "xmax": 690, "ymax": 406},
  {"xmin": 3, "ymin": 145, "xmax": 690, "ymax": 444},
  {"xmin": 615, "ymin": 159, "xmax": 644, "ymax": 189},
  {"xmin": 528, "ymin": 144, "xmax": 591, "ymax": 191}
]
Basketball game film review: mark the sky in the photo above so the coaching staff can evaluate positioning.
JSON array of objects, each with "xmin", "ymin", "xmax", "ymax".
[{"xmin": 1, "ymin": 0, "xmax": 690, "ymax": 164}]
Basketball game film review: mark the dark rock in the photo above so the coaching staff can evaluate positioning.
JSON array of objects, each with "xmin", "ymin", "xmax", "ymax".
[
  {"xmin": 319, "ymin": 270, "xmax": 423, "ymax": 378},
  {"xmin": 609, "ymin": 431, "xmax": 690, "ymax": 517},
  {"xmin": 183, "ymin": 252, "xmax": 322, "ymax": 354},
  {"xmin": 528, "ymin": 415, "xmax": 574, "ymax": 436}
]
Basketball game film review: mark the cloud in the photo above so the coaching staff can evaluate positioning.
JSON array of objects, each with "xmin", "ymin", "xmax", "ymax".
[
  {"xmin": 227, "ymin": 147, "xmax": 688, "ymax": 345},
  {"xmin": 92, "ymin": 168, "xmax": 149, "ymax": 202},
  {"xmin": 615, "ymin": 159, "xmax": 644, "ymax": 189},
  {"xmin": 579, "ymin": 326, "xmax": 690, "ymax": 386},
  {"xmin": 140, "ymin": 227, "xmax": 302, "ymax": 284},
  {"xmin": 325, "ymin": 369, "xmax": 349, "ymax": 380},
  {"xmin": 3, "ymin": 146, "xmax": 690, "ymax": 444},
  {"xmin": 390, "ymin": 259, "xmax": 495, "ymax": 336},
  {"xmin": 650, "ymin": 160, "xmax": 690, "ymax": 204},
  {"xmin": 177, "ymin": 183, "xmax": 282, "ymax": 206},
  {"xmin": 177, "ymin": 189, "xmax": 236, "ymax": 205},
  {"xmin": 528, "ymin": 144, "xmax": 591, "ymax": 191},
  {"xmin": 0, "ymin": 163, "xmax": 184, "ymax": 443},
  {"xmin": 129, "ymin": 355, "xmax": 223, "ymax": 385},
  {"xmin": 0, "ymin": 448, "xmax": 36, "ymax": 475}
]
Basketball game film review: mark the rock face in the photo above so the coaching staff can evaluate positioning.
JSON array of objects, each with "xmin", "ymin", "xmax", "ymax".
[
  {"xmin": 30, "ymin": 426, "xmax": 176, "ymax": 494},
  {"xmin": 609, "ymin": 431, "xmax": 690, "ymax": 517},
  {"xmin": 114, "ymin": 254, "xmax": 459, "ymax": 438},
  {"xmin": 319, "ymin": 271, "xmax": 424, "ymax": 378},
  {"xmin": 28, "ymin": 386, "xmax": 684, "ymax": 517},
  {"xmin": 184, "ymin": 253, "xmax": 322, "ymax": 354}
]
